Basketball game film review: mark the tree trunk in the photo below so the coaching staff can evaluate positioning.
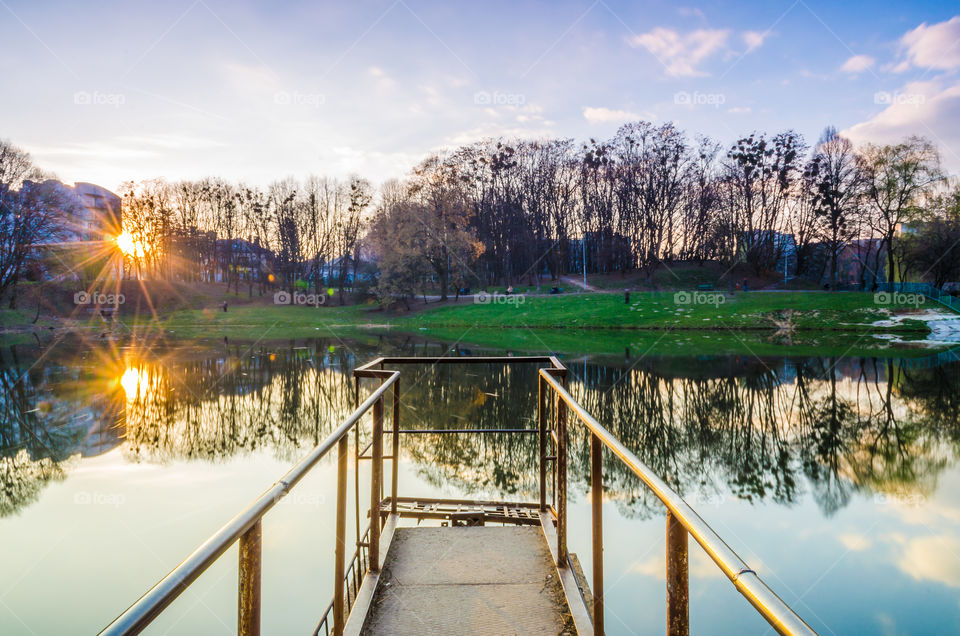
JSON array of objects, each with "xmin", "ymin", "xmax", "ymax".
[{"xmin": 886, "ymin": 235, "xmax": 896, "ymax": 284}]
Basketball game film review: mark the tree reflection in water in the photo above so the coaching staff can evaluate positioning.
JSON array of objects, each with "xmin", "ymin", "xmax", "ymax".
[{"xmin": 1, "ymin": 338, "xmax": 959, "ymax": 520}]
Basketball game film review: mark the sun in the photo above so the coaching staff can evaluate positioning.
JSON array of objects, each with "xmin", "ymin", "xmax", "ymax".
[
  {"xmin": 115, "ymin": 231, "xmax": 145, "ymax": 257},
  {"xmin": 119, "ymin": 367, "xmax": 144, "ymax": 401}
]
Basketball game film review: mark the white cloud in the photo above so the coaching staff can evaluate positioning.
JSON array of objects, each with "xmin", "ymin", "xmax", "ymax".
[
  {"xmin": 838, "ymin": 532, "xmax": 872, "ymax": 551},
  {"xmin": 582, "ymin": 106, "xmax": 648, "ymax": 124},
  {"xmin": 368, "ymin": 66, "xmax": 395, "ymax": 88},
  {"xmin": 628, "ymin": 27, "xmax": 730, "ymax": 77},
  {"xmin": 898, "ymin": 535, "xmax": 960, "ymax": 587},
  {"xmin": 727, "ymin": 106, "xmax": 752, "ymax": 114},
  {"xmin": 742, "ymin": 30, "xmax": 769, "ymax": 53},
  {"xmin": 900, "ymin": 16, "xmax": 960, "ymax": 71},
  {"xmin": 840, "ymin": 54, "xmax": 876, "ymax": 73},
  {"xmin": 843, "ymin": 79, "xmax": 960, "ymax": 174}
]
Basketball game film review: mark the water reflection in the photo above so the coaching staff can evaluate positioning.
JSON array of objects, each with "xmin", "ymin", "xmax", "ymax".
[{"xmin": 2, "ymin": 339, "xmax": 959, "ymax": 525}]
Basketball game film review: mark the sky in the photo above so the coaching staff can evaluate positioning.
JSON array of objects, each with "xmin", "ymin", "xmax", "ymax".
[{"xmin": 1, "ymin": 0, "xmax": 959, "ymax": 192}]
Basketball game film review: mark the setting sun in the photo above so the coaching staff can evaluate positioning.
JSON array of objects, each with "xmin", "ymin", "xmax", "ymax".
[{"xmin": 115, "ymin": 231, "xmax": 145, "ymax": 258}]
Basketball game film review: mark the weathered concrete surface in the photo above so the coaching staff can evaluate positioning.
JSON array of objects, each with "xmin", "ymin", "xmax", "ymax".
[{"xmin": 361, "ymin": 526, "xmax": 575, "ymax": 635}]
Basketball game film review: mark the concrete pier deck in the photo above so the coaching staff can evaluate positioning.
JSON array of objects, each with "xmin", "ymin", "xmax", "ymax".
[{"xmin": 359, "ymin": 526, "xmax": 575, "ymax": 635}]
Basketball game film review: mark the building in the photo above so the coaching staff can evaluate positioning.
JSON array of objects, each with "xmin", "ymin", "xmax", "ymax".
[
  {"xmin": 835, "ymin": 238, "xmax": 887, "ymax": 288},
  {"xmin": 71, "ymin": 182, "xmax": 122, "ymax": 240},
  {"xmin": 26, "ymin": 180, "xmax": 121, "ymax": 243},
  {"xmin": 23, "ymin": 180, "xmax": 122, "ymax": 281}
]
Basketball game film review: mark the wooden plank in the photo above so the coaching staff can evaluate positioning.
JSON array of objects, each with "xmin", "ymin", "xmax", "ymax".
[
  {"xmin": 539, "ymin": 511, "xmax": 594, "ymax": 636},
  {"xmin": 342, "ymin": 514, "xmax": 398, "ymax": 636}
]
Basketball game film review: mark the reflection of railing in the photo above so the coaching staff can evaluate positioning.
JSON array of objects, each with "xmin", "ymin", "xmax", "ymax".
[{"xmin": 100, "ymin": 355, "xmax": 815, "ymax": 636}]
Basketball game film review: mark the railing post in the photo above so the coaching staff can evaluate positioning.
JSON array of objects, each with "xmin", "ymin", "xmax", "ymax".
[
  {"xmin": 238, "ymin": 519, "xmax": 261, "ymax": 636},
  {"xmin": 370, "ymin": 395, "xmax": 383, "ymax": 572},
  {"xmin": 391, "ymin": 380, "xmax": 400, "ymax": 515},
  {"xmin": 666, "ymin": 511, "xmax": 689, "ymax": 636},
  {"xmin": 591, "ymin": 433, "xmax": 604, "ymax": 636},
  {"xmin": 538, "ymin": 374, "xmax": 547, "ymax": 512},
  {"xmin": 333, "ymin": 435, "xmax": 349, "ymax": 636},
  {"xmin": 353, "ymin": 377, "xmax": 360, "ymax": 549},
  {"xmin": 556, "ymin": 380, "xmax": 568, "ymax": 567}
]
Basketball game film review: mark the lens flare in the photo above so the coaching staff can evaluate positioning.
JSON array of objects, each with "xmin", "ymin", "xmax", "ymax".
[{"xmin": 116, "ymin": 231, "xmax": 145, "ymax": 257}]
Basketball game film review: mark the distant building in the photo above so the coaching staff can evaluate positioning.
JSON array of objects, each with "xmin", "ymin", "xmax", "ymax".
[
  {"xmin": 23, "ymin": 180, "xmax": 122, "ymax": 281},
  {"xmin": 835, "ymin": 238, "xmax": 887, "ymax": 288},
  {"xmin": 738, "ymin": 230, "xmax": 797, "ymax": 274},
  {"xmin": 213, "ymin": 238, "xmax": 275, "ymax": 283},
  {"xmin": 72, "ymin": 182, "xmax": 122, "ymax": 240},
  {"xmin": 26, "ymin": 179, "xmax": 121, "ymax": 243}
]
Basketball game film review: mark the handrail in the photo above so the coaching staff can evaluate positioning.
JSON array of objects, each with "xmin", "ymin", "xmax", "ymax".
[
  {"xmin": 100, "ymin": 353, "xmax": 816, "ymax": 636},
  {"xmin": 539, "ymin": 370, "xmax": 816, "ymax": 636},
  {"xmin": 99, "ymin": 371, "xmax": 399, "ymax": 636}
]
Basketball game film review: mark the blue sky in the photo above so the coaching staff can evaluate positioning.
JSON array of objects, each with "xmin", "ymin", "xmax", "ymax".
[{"xmin": 1, "ymin": 0, "xmax": 958, "ymax": 190}]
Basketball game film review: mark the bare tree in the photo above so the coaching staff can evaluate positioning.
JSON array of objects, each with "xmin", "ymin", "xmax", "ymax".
[
  {"xmin": 0, "ymin": 140, "xmax": 65, "ymax": 307},
  {"xmin": 859, "ymin": 137, "xmax": 943, "ymax": 283},
  {"xmin": 805, "ymin": 127, "xmax": 863, "ymax": 289}
]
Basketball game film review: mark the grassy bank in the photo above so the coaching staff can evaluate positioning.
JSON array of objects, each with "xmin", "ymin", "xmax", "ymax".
[
  {"xmin": 399, "ymin": 291, "xmax": 932, "ymax": 332},
  {"xmin": 2, "ymin": 290, "xmax": 951, "ymax": 358}
]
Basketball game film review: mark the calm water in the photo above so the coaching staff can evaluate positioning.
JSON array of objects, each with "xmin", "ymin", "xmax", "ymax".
[{"xmin": 2, "ymin": 335, "xmax": 960, "ymax": 634}]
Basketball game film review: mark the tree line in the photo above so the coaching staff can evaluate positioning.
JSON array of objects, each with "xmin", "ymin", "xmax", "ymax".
[
  {"xmin": 119, "ymin": 175, "xmax": 373, "ymax": 302},
  {"xmin": 2, "ymin": 124, "xmax": 960, "ymax": 309},
  {"xmin": 369, "ymin": 124, "xmax": 957, "ymax": 302}
]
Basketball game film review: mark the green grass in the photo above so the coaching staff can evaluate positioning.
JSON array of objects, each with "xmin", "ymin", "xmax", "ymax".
[
  {"xmin": 4, "ymin": 291, "xmax": 952, "ymax": 358},
  {"xmin": 121, "ymin": 303, "xmax": 382, "ymax": 339},
  {"xmin": 398, "ymin": 291, "xmax": 930, "ymax": 333}
]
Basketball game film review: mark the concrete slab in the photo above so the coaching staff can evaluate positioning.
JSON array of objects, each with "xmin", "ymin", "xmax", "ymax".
[{"xmin": 360, "ymin": 526, "xmax": 576, "ymax": 635}]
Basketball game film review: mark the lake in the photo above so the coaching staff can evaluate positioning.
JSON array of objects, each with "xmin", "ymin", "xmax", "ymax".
[{"xmin": 2, "ymin": 334, "xmax": 959, "ymax": 634}]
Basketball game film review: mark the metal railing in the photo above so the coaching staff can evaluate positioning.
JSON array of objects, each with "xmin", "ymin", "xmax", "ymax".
[
  {"xmin": 537, "ymin": 368, "xmax": 816, "ymax": 636},
  {"xmin": 314, "ymin": 526, "xmax": 370, "ymax": 636},
  {"xmin": 99, "ymin": 370, "xmax": 399, "ymax": 636},
  {"xmin": 100, "ymin": 354, "xmax": 816, "ymax": 636}
]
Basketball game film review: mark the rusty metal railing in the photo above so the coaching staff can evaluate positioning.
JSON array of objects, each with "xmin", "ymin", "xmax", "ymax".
[
  {"xmin": 538, "ymin": 368, "xmax": 817, "ymax": 636},
  {"xmin": 314, "ymin": 525, "xmax": 370, "ymax": 636},
  {"xmin": 100, "ymin": 354, "xmax": 815, "ymax": 636},
  {"xmin": 98, "ymin": 369, "xmax": 399, "ymax": 636}
]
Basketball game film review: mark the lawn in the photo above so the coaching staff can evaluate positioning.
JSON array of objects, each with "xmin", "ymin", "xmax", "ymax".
[
  {"xmin": 4, "ymin": 291, "xmax": 951, "ymax": 358},
  {"xmin": 399, "ymin": 291, "xmax": 934, "ymax": 333}
]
